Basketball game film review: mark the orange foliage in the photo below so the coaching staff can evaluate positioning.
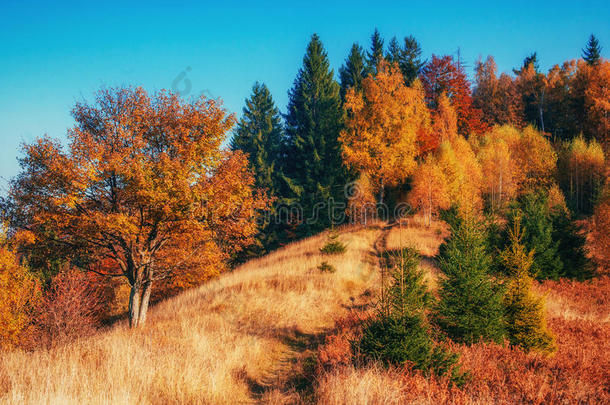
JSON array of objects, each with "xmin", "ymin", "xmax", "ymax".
[
  {"xmin": 0, "ymin": 242, "xmax": 40, "ymax": 349},
  {"xmin": 408, "ymin": 156, "xmax": 451, "ymax": 226},
  {"xmin": 421, "ymin": 55, "xmax": 487, "ymax": 137},
  {"xmin": 341, "ymin": 59, "xmax": 430, "ymax": 196},
  {"xmin": 6, "ymin": 87, "xmax": 268, "ymax": 327},
  {"xmin": 437, "ymin": 136, "xmax": 483, "ymax": 218},
  {"xmin": 591, "ymin": 184, "xmax": 610, "ymax": 273}
]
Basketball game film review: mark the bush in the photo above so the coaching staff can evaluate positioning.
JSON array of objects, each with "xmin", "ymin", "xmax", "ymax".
[
  {"xmin": 317, "ymin": 261, "xmax": 336, "ymax": 273},
  {"xmin": 435, "ymin": 220, "xmax": 506, "ymax": 344},
  {"xmin": 35, "ymin": 268, "xmax": 105, "ymax": 347},
  {"xmin": 320, "ymin": 229, "xmax": 346, "ymax": 255}
]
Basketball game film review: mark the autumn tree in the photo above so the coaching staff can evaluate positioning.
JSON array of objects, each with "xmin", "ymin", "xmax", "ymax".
[
  {"xmin": 430, "ymin": 92, "xmax": 458, "ymax": 147},
  {"xmin": 501, "ymin": 218, "xmax": 556, "ymax": 354},
  {"xmin": 284, "ymin": 34, "xmax": 348, "ymax": 236},
  {"xmin": 478, "ymin": 136, "xmax": 519, "ymax": 212},
  {"xmin": 585, "ymin": 60, "xmax": 610, "ymax": 152},
  {"xmin": 473, "ymin": 56, "xmax": 524, "ymax": 128},
  {"xmin": 3, "ymin": 87, "xmax": 266, "ymax": 328},
  {"xmin": 557, "ymin": 136, "xmax": 606, "ymax": 214},
  {"xmin": 341, "ymin": 59, "xmax": 430, "ymax": 203},
  {"xmin": 340, "ymin": 43, "xmax": 368, "ymax": 101},
  {"xmin": 408, "ymin": 156, "xmax": 450, "ymax": 226},
  {"xmin": 421, "ymin": 54, "xmax": 486, "ymax": 136},
  {"xmin": 0, "ymin": 233, "xmax": 40, "ymax": 348},
  {"xmin": 437, "ymin": 136, "xmax": 484, "ymax": 218},
  {"xmin": 346, "ymin": 173, "xmax": 377, "ymax": 225}
]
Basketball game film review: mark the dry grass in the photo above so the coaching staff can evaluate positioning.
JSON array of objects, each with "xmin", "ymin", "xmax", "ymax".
[
  {"xmin": 2, "ymin": 217, "xmax": 608, "ymax": 404},
  {"xmin": 0, "ymin": 225, "xmax": 383, "ymax": 404}
]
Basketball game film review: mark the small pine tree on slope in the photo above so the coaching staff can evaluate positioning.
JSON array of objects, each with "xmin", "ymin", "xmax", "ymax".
[
  {"xmin": 501, "ymin": 218, "xmax": 556, "ymax": 354},
  {"xmin": 435, "ymin": 220, "xmax": 505, "ymax": 345}
]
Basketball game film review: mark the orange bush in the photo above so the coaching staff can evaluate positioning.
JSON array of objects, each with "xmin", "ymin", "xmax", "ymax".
[{"xmin": 35, "ymin": 269, "xmax": 106, "ymax": 347}]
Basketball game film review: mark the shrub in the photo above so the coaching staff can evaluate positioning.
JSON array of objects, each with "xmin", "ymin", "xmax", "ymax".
[
  {"xmin": 320, "ymin": 229, "xmax": 346, "ymax": 255},
  {"xmin": 357, "ymin": 315, "xmax": 463, "ymax": 384},
  {"xmin": 317, "ymin": 261, "xmax": 337, "ymax": 273},
  {"xmin": 35, "ymin": 268, "xmax": 105, "ymax": 347},
  {"xmin": 435, "ymin": 220, "xmax": 505, "ymax": 344}
]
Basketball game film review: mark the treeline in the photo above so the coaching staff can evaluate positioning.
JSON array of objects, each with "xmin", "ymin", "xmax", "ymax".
[
  {"xmin": 232, "ymin": 30, "xmax": 609, "ymax": 255},
  {"xmin": 1, "ymin": 30, "xmax": 609, "ymax": 350}
]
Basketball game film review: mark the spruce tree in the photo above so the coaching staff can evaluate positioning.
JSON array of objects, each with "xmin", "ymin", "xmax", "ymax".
[
  {"xmin": 284, "ymin": 34, "xmax": 348, "ymax": 236},
  {"xmin": 231, "ymin": 82, "xmax": 283, "ymax": 193},
  {"xmin": 582, "ymin": 34, "xmax": 602, "ymax": 65},
  {"xmin": 386, "ymin": 35, "xmax": 424, "ymax": 85},
  {"xmin": 367, "ymin": 28, "xmax": 385, "ymax": 74},
  {"xmin": 231, "ymin": 82, "xmax": 284, "ymax": 255},
  {"xmin": 357, "ymin": 246, "xmax": 464, "ymax": 384},
  {"xmin": 339, "ymin": 43, "xmax": 367, "ymax": 101},
  {"xmin": 501, "ymin": 218, "xmax": 556, "ymax": 354},
  {"xmin": 435, "ymin": 220, "xmax": 505, "ymax": 345},
  {"xmin": 507, "ymin": 193, "xmax": 563, "ymax": 280}
]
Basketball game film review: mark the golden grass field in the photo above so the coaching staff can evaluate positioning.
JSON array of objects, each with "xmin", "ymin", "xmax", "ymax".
[{"xmin": 1, "ymin": 216, "xmax": 608, "ymax": 404}]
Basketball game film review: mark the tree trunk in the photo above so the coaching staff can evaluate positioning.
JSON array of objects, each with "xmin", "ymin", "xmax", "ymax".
[{"xmin": 128, "ymin": 280, "xmax": 153, "ymax": 328}]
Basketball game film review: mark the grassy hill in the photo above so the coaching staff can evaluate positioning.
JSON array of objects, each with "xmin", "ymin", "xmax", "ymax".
[{"xmin": 1, "ymin": 217, "xmax": 608, "ymax": 404}]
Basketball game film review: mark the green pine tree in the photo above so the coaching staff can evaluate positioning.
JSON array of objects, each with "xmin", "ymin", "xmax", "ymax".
[
  {"xmin": 339, "ymin": 43, "xmax": 367, "ymax": 101},
  {"xmin": 550, "ymin": 205, "xmax": 594, "ymax": 280},
  {"xmin": 435, "ymin": 220, "xmax": 505, "ymax": 344},
  {"xmin": 284, "ymin": 34, "xmax": 349, "ymax": 236},
  {"xmin": 231, "ymin": 82, "xmax": 283, "ymax": 193},
  {"xmin": 367, "ymin": 28, "xmax": 385, "ymax": 74},
  {"xmin": 501, "ymin": 217, "xmax": 556, "ymax": 354},
  {"xmin": 507, "ymin": 192, "xmax": 563, "ymax": 280},
  {"xmin": 582, "ymin": 34, "xmax": 602, "ymax": 65},
  {"xmin": 357, "ymin": 245, "xmax": 464, "ymax": 384},
  {"xmin": 386, "ymin": 35, "xmax": 424, "ymax": 85},
  {"xmin": 231, "ymin": 82, "xmax": 285, "ymax": 256}
]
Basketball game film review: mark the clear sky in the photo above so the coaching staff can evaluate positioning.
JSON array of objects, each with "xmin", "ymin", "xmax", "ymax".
[{"xmin": 1, "ymin": 0, "xmax": 609, "ymax": 192}]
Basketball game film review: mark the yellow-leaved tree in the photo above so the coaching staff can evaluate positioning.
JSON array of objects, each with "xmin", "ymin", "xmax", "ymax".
[
  {"xmin": 437, "ymin": 136, "xmax": 484, "ymax": 218},
  {"xmin": 0, "ymin": 229, "xmax": 40, "ymax": 348},
  {"xmin": 341, "ymin": 59, "xmax": 431, "ymax": 203},
  {"xmin": 408, "ymin": 156, "xmax": 450, "ymax": 226}
]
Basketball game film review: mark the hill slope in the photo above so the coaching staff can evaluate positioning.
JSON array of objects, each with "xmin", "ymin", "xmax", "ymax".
[
  {"xmin": 1, "ymin": 218, "xmax": 608, "ymax": 404},
  {"xmin": 1, "ymin": 224, "xmax": 389, "ymax": 404}
]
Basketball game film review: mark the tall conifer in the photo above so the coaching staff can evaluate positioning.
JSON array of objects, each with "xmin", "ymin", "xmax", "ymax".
[
  {"xmin": 284, "ymin": 34, "xmax": 348, "ymax": 235},
  {"xmin": 339, "ymin": 43, "xmax": 367, "ymax": 100},
  {"xmin": 582, "ymin": 34, "xmax": 602, "ymax": 65}
]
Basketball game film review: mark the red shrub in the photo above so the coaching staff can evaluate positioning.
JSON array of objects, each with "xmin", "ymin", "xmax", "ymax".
[
  {"xmin": 35, "ymin": 269, "xmax": 106, "ymax": 347},
  {"xmin": 317, "ymin": 311, "xmax": 368, "ymax": 372}
]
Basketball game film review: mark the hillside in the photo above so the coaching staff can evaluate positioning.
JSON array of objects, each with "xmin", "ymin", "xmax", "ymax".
[{"xmin": 1, "ymin": 218, "xmax": 609, "ymax": 404}]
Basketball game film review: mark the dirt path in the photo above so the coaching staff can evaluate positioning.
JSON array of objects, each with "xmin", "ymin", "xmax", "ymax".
[{"xmin": 247, "ymin": 225, "xmax": 392, "ymax": 404}]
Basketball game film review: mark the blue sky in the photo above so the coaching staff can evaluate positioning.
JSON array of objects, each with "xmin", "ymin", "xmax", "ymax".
[{"xmin": 1, "ymin": 0, "xmax": 609, "ymax": 192}]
